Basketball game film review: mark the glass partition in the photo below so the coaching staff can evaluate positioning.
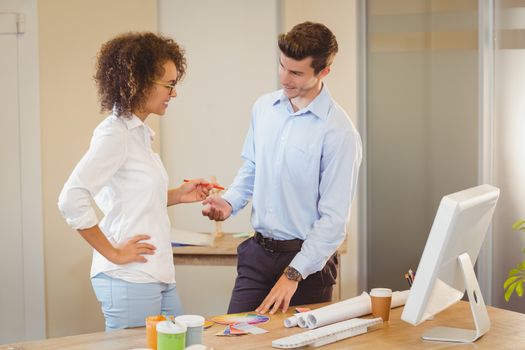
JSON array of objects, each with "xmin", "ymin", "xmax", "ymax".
[{"xmin": 366, "ymin": 0, "xmax": 479, "ymax": 291}]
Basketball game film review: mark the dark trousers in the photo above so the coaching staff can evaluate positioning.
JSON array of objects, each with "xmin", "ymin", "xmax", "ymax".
[{"xmin": 227, "ymin": 237, "xmax": 338, "ymax": 313}]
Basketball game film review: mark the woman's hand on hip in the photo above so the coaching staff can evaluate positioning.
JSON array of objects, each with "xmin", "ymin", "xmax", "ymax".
[{"xmin": 111, "ymin": 234, "xmax": 156, "ymax": 264}]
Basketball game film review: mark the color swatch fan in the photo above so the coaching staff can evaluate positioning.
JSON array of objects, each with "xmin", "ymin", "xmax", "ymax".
[{"xmin": 211, "ymin": 313, "xmax": 269, "ymax": 325}]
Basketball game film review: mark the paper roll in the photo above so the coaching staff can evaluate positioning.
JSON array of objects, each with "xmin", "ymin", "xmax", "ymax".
[
  {"xmin": 304, "ymin": 290, "xmax": 410, "ymax": 329},
  {"xmin": 297, "ymin": 313, "xmax": 309, "ymax": 328},
  {"xmin": 392, "ymin": 289, "xmax": 410, "ymax": 308},
  {"xmin": 305, "ymin": 292, "xmax": 370, "ymax": 329},
  {"xmin": 284, "ymin": 311, "xmax": 314, "ymax": 328},
  {"xmin": 284, "ymin": 315, "xmax": 298, "ymax": 328}
]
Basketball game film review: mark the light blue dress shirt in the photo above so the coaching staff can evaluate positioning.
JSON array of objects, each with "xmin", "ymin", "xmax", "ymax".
[{"xmin": 223, "ymin": 85, "xmax": 362, "ymax": 279}]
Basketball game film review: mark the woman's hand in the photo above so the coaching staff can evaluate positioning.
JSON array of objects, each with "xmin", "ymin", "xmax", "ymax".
[
  {"xmin": 78, "ymin": 226, "xmax": 156, "ymax": 265},
  {"xmin": 168, "ymin": 178, "xmax": 213, "ymax": 205},
  {"xmin": 111, "ymin": 234, "xmax": 157, "ymax": 264}
]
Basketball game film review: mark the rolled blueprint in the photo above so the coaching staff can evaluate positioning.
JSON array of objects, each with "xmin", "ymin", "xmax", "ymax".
[
  {"xmin": 305, "ymin": 290, "xmax": 410, "ymax": 329},
  {"xmin": 297, "ymin": 314, "xmax": 309, "ymax": 328},
  {"xmin": 284, "ymin": 310, "xmax": 313, "ymax": 328},
  {"xmin": 284, "ymin": 315, "xmax": 298, "ymax": 328},
  {"xmin": 391, "ymin": 290, "xmax": 410, "ymax": 307}
]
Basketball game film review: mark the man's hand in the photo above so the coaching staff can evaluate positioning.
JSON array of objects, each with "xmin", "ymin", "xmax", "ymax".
[
  {"xmin": 201, "ymin": 194, "xmax": 232, "ymax": 221},
  {"xmin": 255, "ymin": 274, "xmax": 299, "ymax": 314}
]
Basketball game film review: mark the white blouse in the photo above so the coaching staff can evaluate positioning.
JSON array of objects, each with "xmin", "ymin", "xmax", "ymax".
[{"xmin": 58, "ymin": 114, "xmax": 175, "ymax": 284}]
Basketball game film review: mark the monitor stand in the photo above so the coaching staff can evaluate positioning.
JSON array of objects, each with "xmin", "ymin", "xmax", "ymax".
[{"xmin": 422, "ymin": 253, "xmax": 490, "ymax": 343}]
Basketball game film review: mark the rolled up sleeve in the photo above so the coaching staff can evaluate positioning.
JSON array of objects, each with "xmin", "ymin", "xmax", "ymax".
[{"xmin": 58, "ymin": 123, "xmax": 127, "ymax": 230}]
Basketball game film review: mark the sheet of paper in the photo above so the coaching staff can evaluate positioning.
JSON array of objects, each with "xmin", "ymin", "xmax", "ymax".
[
  {"xmin": 171, "ymin": 228, "xmax": 214, "ymax": 246},
  {"xmin": 215, "ymin": 324, "xmax": 248, "ymax": 336},
  {"xmin": 232, "ymin": 322, "xmax": 268, "ymax": 334}
]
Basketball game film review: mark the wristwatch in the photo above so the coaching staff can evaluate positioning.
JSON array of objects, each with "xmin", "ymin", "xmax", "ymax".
[{"xmin": 283, "ymin": 266, "xmax": 302, "ymax": 282}]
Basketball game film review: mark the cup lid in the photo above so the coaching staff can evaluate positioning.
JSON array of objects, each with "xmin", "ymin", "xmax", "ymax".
[
  {"xmin": 175, "ymin": 314, "xmax": 205, "ymax": 327},
  {"xmin": 156, "ymin": 320, "xmax": 187, "ymax": 334},
  {"xmin": 370, "ymin": 288, "xmax": 392, "ymax": 297},
  {"xmin": 145, "ymin": 315, "xmax": 166, "ymax": 322}
]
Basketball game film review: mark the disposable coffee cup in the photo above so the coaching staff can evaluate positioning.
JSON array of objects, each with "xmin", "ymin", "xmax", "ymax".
[
  {"xmin": 370, "ymin": 288, "xmax": 392, "ymax": 321},
  {"xmin": 175, "ymin": 315, "xmax": 205, "ymax": 346},
  {"xmin": 156, "ymin": 320, "xmax": 186, "ymax": 350}
]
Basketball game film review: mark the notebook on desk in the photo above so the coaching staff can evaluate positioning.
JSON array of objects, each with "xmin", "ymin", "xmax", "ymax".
[
  {"xmin": 272, "ymin": 317, "xmax": 383, "ymax": 349},
  {"xmin": 171, "ymin": 228, "xmax": 214, "ymax": 246}
]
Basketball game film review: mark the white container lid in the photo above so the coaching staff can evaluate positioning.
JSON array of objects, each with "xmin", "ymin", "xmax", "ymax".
[
  {"xmin": 156, "ymin": 320, "xmax": 187, "ymax": 334},
  {"xmin": 175, "ymin": 315, "xmax": 205, "ymax": 327}
]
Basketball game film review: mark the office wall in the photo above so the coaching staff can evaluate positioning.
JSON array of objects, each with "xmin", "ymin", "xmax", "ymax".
[
  {"xmin": 366, "ymin": 1, "xmax": 479, "ymax": 291},
  {"xmin": 39, "ymin": 0, "xmax": 158, "ymax": 337},
  {"xmin": 158, "ymin": 0, "xmax": 278, "ymax": 316}
]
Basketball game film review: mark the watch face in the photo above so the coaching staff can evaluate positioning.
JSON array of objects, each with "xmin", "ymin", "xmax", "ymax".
[{"xmin": 285, "ymin": 266, "xmax": 302, "ymax": 281}]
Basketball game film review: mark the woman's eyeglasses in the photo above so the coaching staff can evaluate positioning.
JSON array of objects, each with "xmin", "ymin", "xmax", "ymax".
[{"xmin": 154, "ymin": 81, "xmax": 176, "ymax": 95}]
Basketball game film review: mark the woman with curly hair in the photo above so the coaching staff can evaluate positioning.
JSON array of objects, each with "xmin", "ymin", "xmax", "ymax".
[{"xmin": 58, "ymin": 32, "xmax": 210, "ymax": 330}]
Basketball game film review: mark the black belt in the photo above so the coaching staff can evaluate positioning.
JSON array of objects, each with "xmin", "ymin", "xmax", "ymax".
[{"xmin": 254, "ymin": 232, "xmax": 303, "ymax": 253}]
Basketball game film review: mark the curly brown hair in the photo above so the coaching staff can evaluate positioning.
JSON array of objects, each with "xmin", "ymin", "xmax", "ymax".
[
  {"xmin": 94, "ymin": 32, "xmax": 186, "ymax": 118},
  {"xmin": 278, "ymin": 22, "xmax": 338, "ymax": 74}
]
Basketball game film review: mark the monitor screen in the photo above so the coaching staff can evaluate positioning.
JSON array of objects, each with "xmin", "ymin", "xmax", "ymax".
[{"xmin": 401, "ymin": 184, "xmax": 499, "ymax": 343}]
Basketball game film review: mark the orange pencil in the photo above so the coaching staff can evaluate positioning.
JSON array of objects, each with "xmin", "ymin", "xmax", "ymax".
[{"xmin": 183, "ymin": 179, "xmax": 225, "ymax": 191}]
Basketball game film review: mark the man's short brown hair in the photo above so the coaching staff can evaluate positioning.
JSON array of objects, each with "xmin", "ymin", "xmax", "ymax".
[{"xmin": 278, "ymin": 21, "xmax": 338, "ymax": 74}]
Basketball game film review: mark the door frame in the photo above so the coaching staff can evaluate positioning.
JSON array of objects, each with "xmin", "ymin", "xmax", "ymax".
[{"xmin": 1, "ymin": 0, "xmax": 46, "ymax": 340}]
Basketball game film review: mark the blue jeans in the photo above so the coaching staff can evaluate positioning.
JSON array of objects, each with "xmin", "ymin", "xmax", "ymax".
[{"xmin": 91, "ymin": 273, "xmax": 183, "ymax": 331}]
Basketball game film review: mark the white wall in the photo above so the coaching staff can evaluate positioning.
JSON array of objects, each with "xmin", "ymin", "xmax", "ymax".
[{"xmin": 158, "ymin": 0, "xmax": 279, "ymax": 316}]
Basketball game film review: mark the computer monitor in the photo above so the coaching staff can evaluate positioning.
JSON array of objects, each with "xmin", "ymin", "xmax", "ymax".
[{"xmin": 401, "ymin": 184, "xmax": 500, "ymax": 343}]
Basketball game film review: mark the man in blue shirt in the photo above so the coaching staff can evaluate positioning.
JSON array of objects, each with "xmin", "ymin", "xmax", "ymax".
[{"xmin": 202, "ymin": 21, "xmax": 362, "ymax": 314}]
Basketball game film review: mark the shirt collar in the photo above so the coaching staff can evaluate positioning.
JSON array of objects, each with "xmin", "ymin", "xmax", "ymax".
[
  {"xmin": 121, "ymin": 114, "xmax": 156, "ymax": 139},
  {"xmin": 122, "ymin": 115, "xmax": 143, "ymax": 130},
  {"xmin": 272, "ymin": 84, "xmax": 332, "ymax": 121}
]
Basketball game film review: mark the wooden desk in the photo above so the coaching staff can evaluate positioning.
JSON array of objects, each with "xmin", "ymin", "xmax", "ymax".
[
  {"xmin": 172, "ymin": 234, "xmax": 346, "ymax": 300},
  {"xmin": 3, "ymin": 301, "xmax": 525, "ymax": 349},
  {"xmin": 172, "ymin": 234, "xmax": 241, "ymax": 266}
]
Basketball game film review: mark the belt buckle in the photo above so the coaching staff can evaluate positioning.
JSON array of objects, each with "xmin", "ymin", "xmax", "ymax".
[{"xmin": 260, "ymin": 236, "xmax": 275, "ymax": 253}]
